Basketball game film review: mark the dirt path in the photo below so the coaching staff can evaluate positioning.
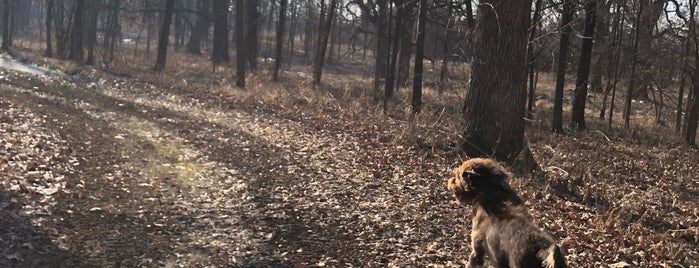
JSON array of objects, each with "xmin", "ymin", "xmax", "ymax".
[{"xmin": 0, "ymin": 70, "xmax": 465, "ymax": 267}]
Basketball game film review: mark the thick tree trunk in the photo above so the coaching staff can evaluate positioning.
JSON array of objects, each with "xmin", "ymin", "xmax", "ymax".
[
  {"xmin": 212, "ymin": 0, "xmax": 230, "ymax": 65},
  {"xmin": 571, "ymin": 1, "xmax": 597, "ymax": 129},
  {"xmin": 153, "ymin": 0, "xmax": 175, "ymax": 71},
  {"xmin": 235, "ymin": 0, "xmax": 246, "ymax": 87},
  {"xmin": 45, "ymin": 0, "xmax": 53, "ymax": 57},
  {"xmin": 412, "ymin": 0, "xmax": 427, "ymax": 115},
  {"xmin": 311, "ymin": 0, "xmax": 338, "ymax": 85},
  {"xmin": 273, "ymin": 0, "xmax": 287, "ymax": 81},
  {"xmin": 552, "ymin": 0, "xmax": 573, "ymax": 133},
  {"xmin": 246, "ymin": 0, "xmax": 259, "ymax": 70},
  {"xmin": 187, "ymin": 0, "xmax": 211, "ymax": 55},
  {"xmin": 462, "ymin": 0, "xmax": 531, "ymax": 166},
  {"xmin": 68, "ymin": 0, "xmax": 85, "ymax": 62}
]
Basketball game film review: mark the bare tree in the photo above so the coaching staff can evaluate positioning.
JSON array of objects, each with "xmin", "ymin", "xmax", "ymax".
[
  {"xmin": 246, "ymin": 0, "xmax": 260, "ymax": 70},
  {"xmin": 552, "ymin": 0, "xmax": 573, "ymax": 133},
  {"xmin": 187, "ymin": 0, "xmax": 211, "ymax": 55},
  {"xmin": 154, "ymin": 0, "xmax": 176, "ymax": 71},
  {"xmin": 85, "ymin": 0, "xmax": 102, "ymax": 65},
  {"xmin": 312, "ymin": 0, "xmax": 339, "ymax": 85},
  {"xmin": 235, "ymin": 0, "xmax": 246, "ymax": 87},
  {"xmin": 212, "ymin": 0, "xmax": 230, "ymax": 65},
  {"xmin": 624, "ymin": 0, "xmax": 643, "ymax": 128},
  {"xmin": 68, "ymin": 0, "xmax": 85, "ymax": 62},
  {"xmin": 571, "ymin": 0, "xmax": 597, "ymax": 129},
  {"xmin": 462, "ymin": 0, "xmax": 533, "ymax": 167},
  {"xmin": 383, "ymin": 0, "xmax": 403, "ymax": 111},
  {"xmin": 1, "ymin": 0, "xmax": 11, "ymax": 51},
  {"xmin": 273, "ymin": 0, "xmax": 288, "ymax": 82},
  {"xmin": 45, "ymin": 0, "xmax": 54, "ymax": 57},
  {"xmin": 412, "ymin": 0, "xmax": 427, "ymax": 115}
]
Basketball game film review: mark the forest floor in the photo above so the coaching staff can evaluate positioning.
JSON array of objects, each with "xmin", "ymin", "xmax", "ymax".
[{"xmin": 0, "ymin": 47, "xmax": 698, "ymax": 268}]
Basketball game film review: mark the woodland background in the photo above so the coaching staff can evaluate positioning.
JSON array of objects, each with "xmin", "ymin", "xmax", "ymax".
[{"xmin": 0, "ymin": 0, "xmax": 697, "ymax": 267}]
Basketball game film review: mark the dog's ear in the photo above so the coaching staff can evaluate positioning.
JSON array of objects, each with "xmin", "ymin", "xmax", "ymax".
[{"xmin": 463, "ymin": 159, "xmax": 508, "ymax": 189}]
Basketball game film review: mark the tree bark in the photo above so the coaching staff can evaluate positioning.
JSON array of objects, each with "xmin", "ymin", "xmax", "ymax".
[
  {"xmin": 45, "ymin": 0, "xmax": 53, "ymax": 57},
  {"xmin": 624, "ymin": 0, "xmax": 644, "ymax": 128},
  {"xmin": 373, "ymin": 0, "xmax": 388, "ymax": 99},
  {"xmin": 212, "ymin": 0, "xmax": 230, "ymax": 65},
  {"xmin": 235, "ymin": 0, "xmax": 246, "ymax": 87},
  {"xmin": 273, "ymin": 0, "xmax": 287, "ymax": 81},
  {"xmin": 571, "ymin": 0, "xmax": 597, "ymax": 129},
  {"xmin": 311, "ymin": 0, "xmax": 338, "ymax": 85},
  {"xmin": 412, "ymin": 0, "xmax": 427, "ymax": 115},
  {"xmin": 153, "ymin": 0, "xmax": 175, "ymax": 71},
  {"xmin": 396, "ymin": 15, "xmax": 413, "ymax": 89},
  {"xmin": 526, "ymin": 0, "xmax": 543, "ymax": 117},
  {"xmin": 68, "ymin": 0, "xmax": 85, "ymax": 62},
  {"xmin": 246, "ymin": 0, "xmax": 259, "ymax": 70},
  {"xmin": 85, "ymin": 0, "xmax": 101, "ymax": 65},
  {"xmin": 552, "ymin": 0, "xmax": 573, "ymax": 133},
  {"xmin": 383, "ymin": 1, "xmax": 402, "ymax": 111},
  {"xmin": 187, "ymin": 0, "xmax": 211, "ymax": 55},
  {"xmin": 462, "ymin": 0, "xmax": 532, "ymax": 166},
  {"xmin": 2, "ymin": 0, "xmax": 10, "ymax": 51}
]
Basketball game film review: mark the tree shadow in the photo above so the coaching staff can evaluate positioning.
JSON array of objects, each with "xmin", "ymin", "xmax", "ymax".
[
  {"xmin": 2, "ymin": 77, "xmax": 363, "ymax": 266},
  {"xmin": 0, "ymin": 190, "xmax": 78, "ymax": 267}
]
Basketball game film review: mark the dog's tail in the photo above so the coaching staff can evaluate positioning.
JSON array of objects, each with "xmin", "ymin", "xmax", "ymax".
[{"xmin": 541, "ymin": 244, "xmax": 566, "ymax": 268}]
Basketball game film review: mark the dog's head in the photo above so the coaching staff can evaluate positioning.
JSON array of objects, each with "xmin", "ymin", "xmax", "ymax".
[{"xmin": 447, "ymin": 158, "xmax": 510, "ymax": 205}]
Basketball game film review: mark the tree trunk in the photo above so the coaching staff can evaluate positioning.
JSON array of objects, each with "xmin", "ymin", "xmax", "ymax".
[
  {"xmin": 571, "ymin": 0, "xmax": 597, "ymax": 129},
  {"xmin": 462, "ymin": 0, "xmax": 532, "ymax": 166},
  {"xmin": 373, "ymin": 0, "xmax": 388, "ymax": 99},
  {"xmin": 676, "ymin": 31, "xmax": 691, "ymax": 134},
  {"xmin": 552, "ymin": 0, "xmax": 573, "ymax": 133},
  {"xmin": 383, "ymin": 1, "xmax": 402, "ymax": 111},
  {"xmin": 68, "ymin": 0, "xmax": 85, "ymax": 62},
  {"xmin": 273, "ymin": 0, "xmax": 287, "ymax": 81},
  {"xmin": 2, "ymin": 0, "xmax": 10, "ymax": 51},
  {"xmin": 412, "ymin": 0, "xmax": 427, "ymax": 115},
  {"xmin": 102, "ymin": 0, "xmax": 120, "ymax": 64},
  {"xmin": 153, "ymin": 0, "xmax": 175, "ymax": 71},
  {"xmin": 396, "ymin": 19, "xmax": 412, "ymax": 88},
  {"xmin": 212, "ymin": 0, "xmax": 230, "ymax": 65},
  {"xmin": 235, "ymin": 0, "xmax": 246, "ymax": 87},
  {"xmin": 526, "ymin": 0, "xmax": 543, "ymax": 117},
  {"xmin": 85, "ymin": 0, "xmax": 101, "ymax": 65},
  {"xmin": 311, "ymin": 0, "xmax": 338, "ymax": 85},
  {"xmin": 589, "ymin": 0, "xmax": 610, "ymax": 93},
  {"xmin": 438, "ymin": 0, "xmax": 452, "ymax": 85},
  {"xmin": 45, "ymin": 0, "xmax": 53, "ymax": 57},
  {"xmin": 187, "ymin": 0, "xmax": 211, "ymax": 55},
  {"xmin": 687, "ymin": 50, "xmax": 699, "ymax": 146},
  {"xmin": 286, "ymin": 0, "xmax": 297, "ymax": 58},
  {"xmin": 624, "ymin": 0, "xmax": 644, "ymax": 129},
  {"xmin": 246, "ymin": 0, "xmax": 259, "ymax": 70}
]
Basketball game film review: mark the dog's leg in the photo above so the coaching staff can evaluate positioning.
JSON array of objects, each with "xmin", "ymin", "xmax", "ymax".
[{"xmin": 465, "ymin": 235, "xmax": 486, "ymax": 268}]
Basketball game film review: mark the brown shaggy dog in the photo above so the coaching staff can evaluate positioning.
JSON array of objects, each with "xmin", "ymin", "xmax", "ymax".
[{"xmin": 447, "ymin": 158, "xmax": 566, "ymax": 268}]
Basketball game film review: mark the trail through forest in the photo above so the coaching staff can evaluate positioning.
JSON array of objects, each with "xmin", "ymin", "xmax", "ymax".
[
  {"xmin": 0, "ymin": 67, "xmax": 466, "ymax": 267},
  {"xmin": 1, "ymin": 58, "xmax": 698, "ymax": 267}
]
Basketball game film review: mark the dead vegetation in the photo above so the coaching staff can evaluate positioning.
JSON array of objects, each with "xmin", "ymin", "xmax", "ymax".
[{"xmin": 0, "ymin": 45, "xmax": 697, "ymax": 267}]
